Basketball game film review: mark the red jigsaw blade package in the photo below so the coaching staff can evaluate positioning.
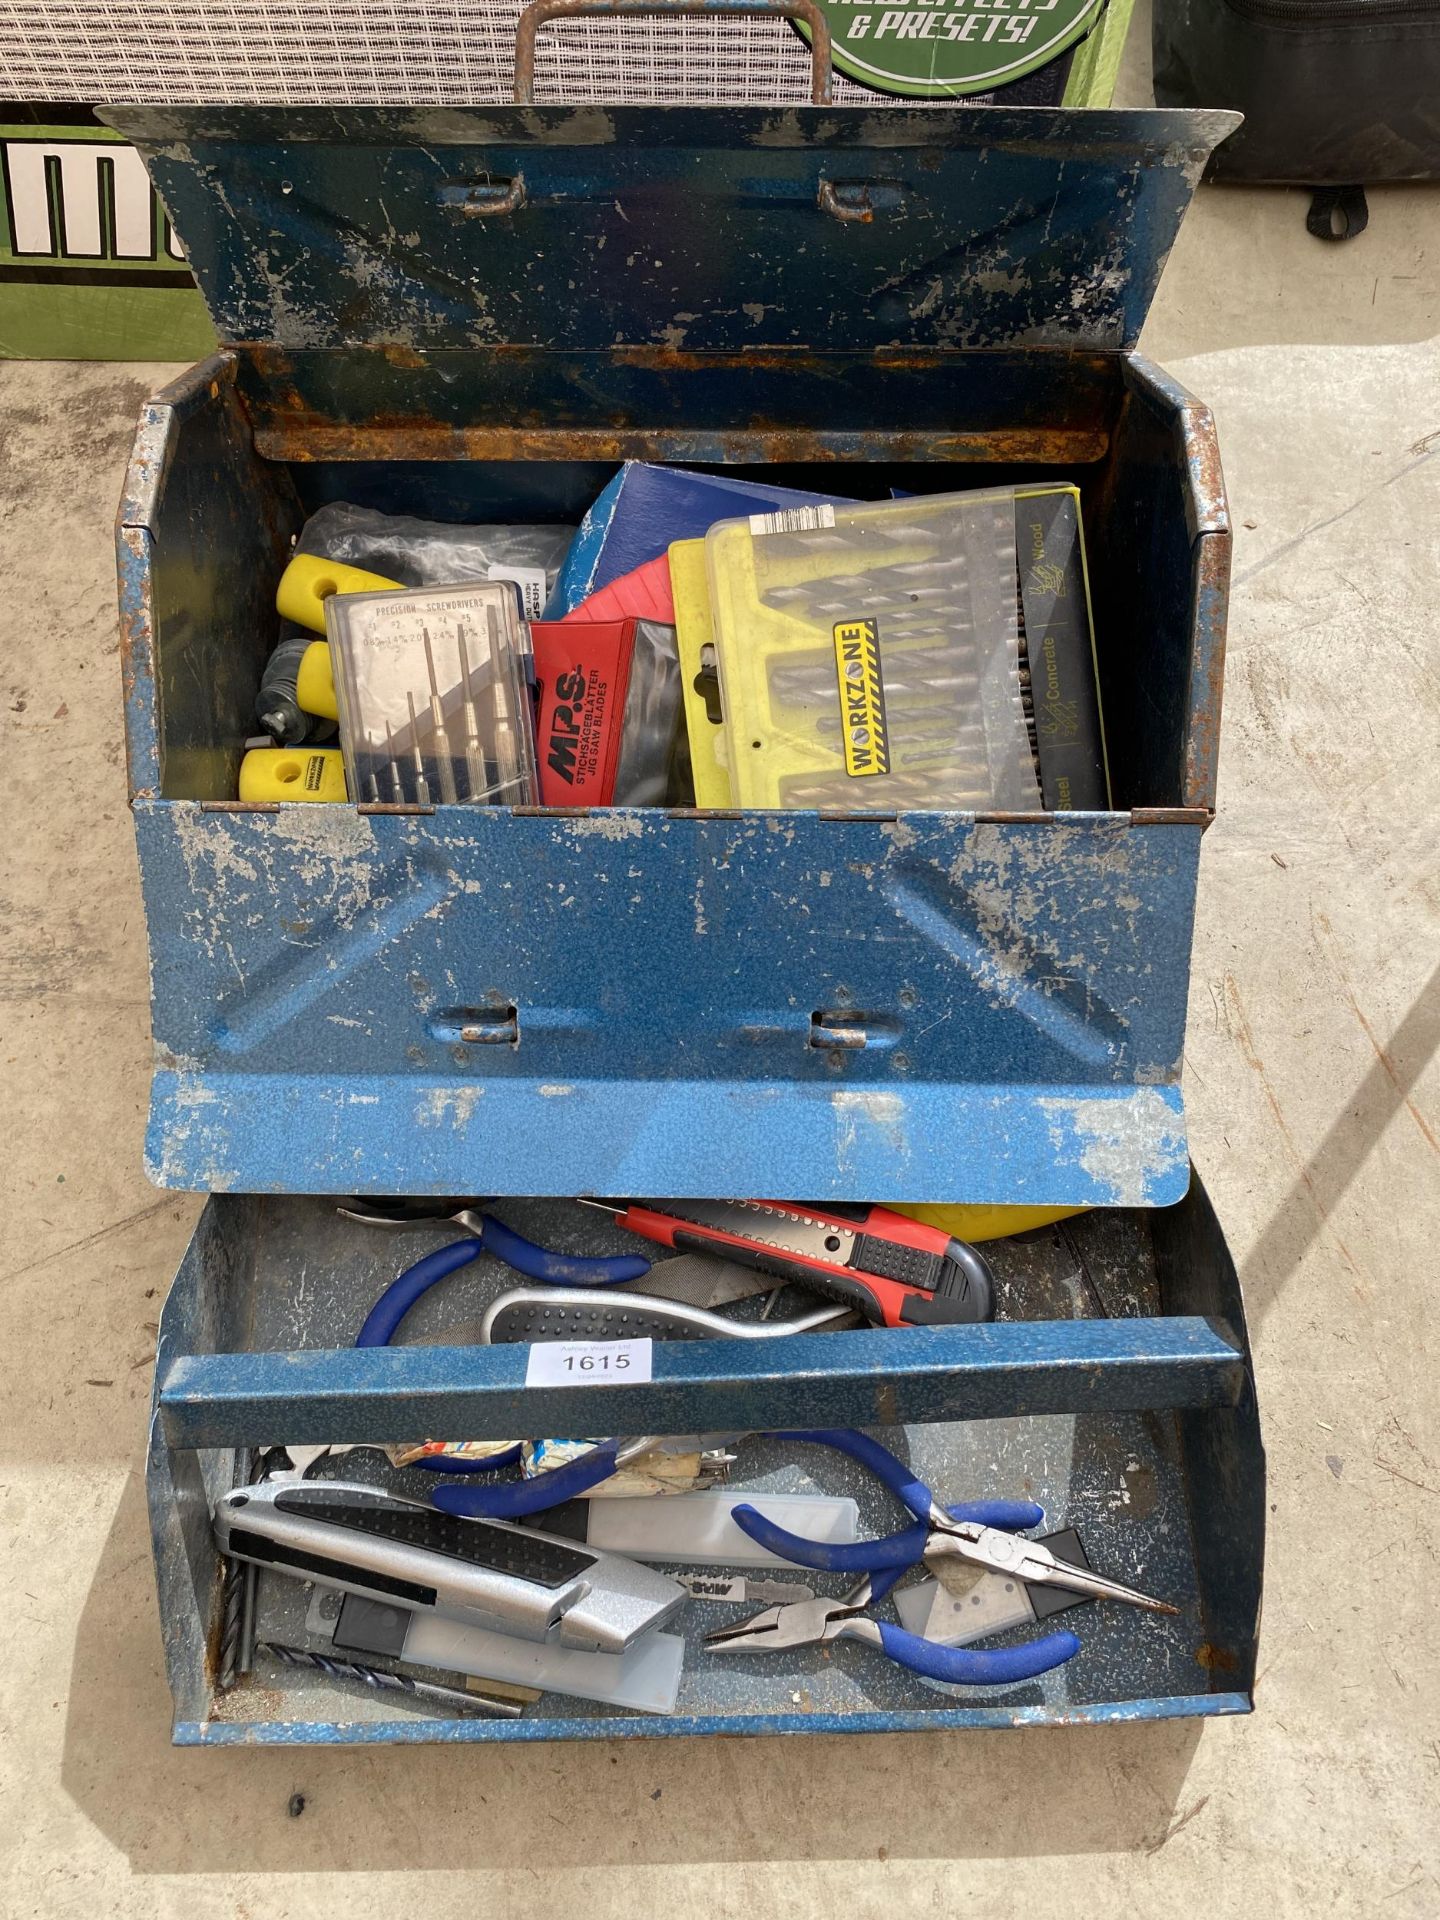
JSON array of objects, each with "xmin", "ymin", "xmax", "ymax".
[{"xmin": 531, "ymin": 617, "xmax": 682, "ymax": 807}]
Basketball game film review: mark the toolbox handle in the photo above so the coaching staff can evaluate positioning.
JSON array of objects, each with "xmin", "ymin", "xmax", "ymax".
[
  {"xmin": 451, "ymin": 174, "xmax": 528, "ymax": 217},
  {"xmin": 817, "ymin": 178, "xmax": 877, "ymax": 224},
  {"xmin": 513, "ymin": 0, "xmax": 835, "ymax": 105}
]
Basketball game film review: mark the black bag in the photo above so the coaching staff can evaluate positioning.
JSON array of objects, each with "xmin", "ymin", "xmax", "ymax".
[{"xmin": 1153, "ymin": 0, "xmax": 1440, "ymax": 237}]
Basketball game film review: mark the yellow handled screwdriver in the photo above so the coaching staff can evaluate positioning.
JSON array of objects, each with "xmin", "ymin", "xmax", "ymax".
[
  {"xmin": 276, "ymin": 552, "xmax": 401, "ymax": 722},
  {"xmin": 239, "ymin": 745, "xmax": 348, "ymax": 803}
]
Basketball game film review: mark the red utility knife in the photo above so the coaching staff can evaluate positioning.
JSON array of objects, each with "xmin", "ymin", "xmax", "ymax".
[{"xmin": 590, "ymin": 1199, "xmax": 995, "ymax": 1329}]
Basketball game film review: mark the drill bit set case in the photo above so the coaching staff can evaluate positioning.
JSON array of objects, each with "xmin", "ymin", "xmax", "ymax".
[{"xmin": 107, "ymin": 4, "xmax": 1262, "ymax": 1745}]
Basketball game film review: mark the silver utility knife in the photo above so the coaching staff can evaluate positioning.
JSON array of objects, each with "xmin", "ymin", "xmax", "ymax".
[{"xmin": 212, "ymin": 1480, "xmax": 687, "ymax": 1654}]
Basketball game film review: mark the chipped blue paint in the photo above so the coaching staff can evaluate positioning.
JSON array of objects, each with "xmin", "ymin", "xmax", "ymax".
[
  {"xmin": 102, "ymin": 104, "xmax": 1240, "ymax": 357},
  {"xmin": 146, "ymin": 1179, "xmax": 1263, "ymax": 1742},
  {"xmin": 112, "ymin": 106, "xmax": 1231, "ymax": 1204},
  {"xmin": 158, "ymin": 1314, "xmax": 1246, "ymax": 1449},
  {"xmin": 134, "ymin": 802, "xmax": 1201, "ymax": 1202},
  {"xmin": 173, "ymin": 1693, "xmax": 1256, "ymax": 1746},
  {"xmin": 116, "ymin": 524, "xmax": 160, "ymax": 799}
]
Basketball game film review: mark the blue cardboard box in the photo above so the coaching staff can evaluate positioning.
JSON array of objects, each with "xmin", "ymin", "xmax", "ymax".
[{"xmin": 546, "ymin": 461, "xmax": 857, "ymax": 615}]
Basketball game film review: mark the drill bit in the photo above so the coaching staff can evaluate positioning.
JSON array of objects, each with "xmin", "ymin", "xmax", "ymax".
[
  {"xmin": 258, "ymin": 1641, "xmax": 523, "ymax": 1718},
  {"xmin": 362, "ymin": 733, "xmax": 384, "ymax": 804},
  {"xmin": 216, "ymin": 1555, "xmax": 244, "ymax": 1692}
]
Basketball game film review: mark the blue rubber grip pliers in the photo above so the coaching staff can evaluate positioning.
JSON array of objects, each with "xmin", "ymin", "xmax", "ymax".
[
  {"xmin": 344, "ymin": 1199, "xmax": 651, "ymax": 1338},
  {"xmin": 705, "ymin": 1428, "xmax": 1174, "ymax": 1686},
  {"xmin": 345, "ymin": 1198, "xmax": 650, "ymax": 1478}
]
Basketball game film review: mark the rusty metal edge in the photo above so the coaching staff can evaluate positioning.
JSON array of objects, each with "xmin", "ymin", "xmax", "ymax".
[
  {"xmin": 182, "ymin": 801, "xmax": 1212, "ymax": 824},
  {"xmin": 1129, "ymin": 807, "xmax": 1212, "ymax": 827},
  {"xmin": 119, "ymin": 356, "xmax": 237, "ymax": 532},
  {"xmin": 1124, "ymin": 355, "xmax": 1230, "ymax": 816},
  {"xmin": 1126, "ymin": 353, "xmax": 1229, "ymax": 542},
  {"xmin": 513, "ymin": 0, "xmax": 835, "ymax": 107},
  {"xmin": 116, "ymin": 524, "xmax": 159, "ymax": 801},
  {"xmin": 249, "ymin": 421, "xmax": 1111, "ymax": 466}
]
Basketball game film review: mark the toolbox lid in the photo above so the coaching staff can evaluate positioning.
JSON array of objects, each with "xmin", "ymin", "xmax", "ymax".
[{"xmin": 104, "ymin": 104, "xmax": 1237, "ymax": 361}]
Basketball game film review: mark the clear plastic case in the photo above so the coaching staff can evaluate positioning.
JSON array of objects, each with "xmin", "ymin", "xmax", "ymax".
[
  {"xmin": 705, "ymin": 490, "xmax": 1046, "ymax": 812},
  {"xmin": 324, "ymin": 583, "xmax": 538, "ymax": 807}
]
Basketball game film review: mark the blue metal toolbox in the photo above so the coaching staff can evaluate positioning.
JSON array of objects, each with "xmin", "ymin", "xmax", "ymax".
[
  {"xmin": 148, "ymin": 1184, "xmax": 1262, "ymax": 1743},
  {"xmin": 108, "ymin": 30, "xmax": 1262, "ymax": 1745},
  {"xmin": 109, "ymin": 90, "xmax": 1239, "ymax": 1208}
]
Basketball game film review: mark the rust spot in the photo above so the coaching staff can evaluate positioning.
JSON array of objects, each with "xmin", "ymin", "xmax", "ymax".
[
  {"xmin": 251, "ymin": 417, "xmax": 1109, "ymax": 467},
  {"xmin": 1184, "ymin": 530, "xmax": 1229, "ymax": 812},
  {"xmin": 1195, "ymin": 1642, "xmax": 1238, "ymax": 1673},
  {"xmin": 1129, "ymin": 807, "xmax": 1212, "ymax": 827},
  {"xmin": 237, "ymin": 343, "xmax": 1112, "ymax": 467}
]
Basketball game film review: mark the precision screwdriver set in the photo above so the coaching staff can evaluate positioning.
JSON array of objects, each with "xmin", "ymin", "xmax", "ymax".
[{"xmin": 324, "ymin": 582, "xmax": 539, "ymax": 807}]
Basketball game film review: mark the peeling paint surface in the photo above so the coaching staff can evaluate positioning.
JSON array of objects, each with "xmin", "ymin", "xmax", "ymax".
[
  {"xmin": 416, "ymin": 1086, "xmax": 485, "ymax": 1129},
  {"xmin": 102, "ymin": 105, "xmax": 1237, "ymax": 358},
  {"xmin": 113, "ymin": 105, "xmax": 1227, "ymax": 1205},
  {"xmin": 832, "ymin": 1088, "xmax": 910, "ymax": 1183},
  {"xmin": 135, "ymin": 795, "xmax": 1199, "ymax": 1201},
  {"xmin": 145, "ymin": 1187, "xmax": 1262, "ymax": 1737},
  {"xmin": 1036, "ymin": 1087, "xmax": 1188, "ymax": 1208}
]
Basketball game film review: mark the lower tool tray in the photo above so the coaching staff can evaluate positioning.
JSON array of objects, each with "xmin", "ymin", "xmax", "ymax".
[{"xmin": 147, "ymin": 1182, "xmax": 1264, "ymax": 1743}]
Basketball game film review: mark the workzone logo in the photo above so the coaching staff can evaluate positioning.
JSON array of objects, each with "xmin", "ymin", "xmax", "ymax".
[
  {"xmin": 808, "ymin": 0, "xmax": 1103, "ymax": 96},
  {"xmin": 833, "ymin": 618, "xmax": 891, "ymax": 778}
]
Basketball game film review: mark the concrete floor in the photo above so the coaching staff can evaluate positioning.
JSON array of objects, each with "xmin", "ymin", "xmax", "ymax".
[{"xmin": 3, "ymin": 102, "xmax": 1440, "ymax": 1920}]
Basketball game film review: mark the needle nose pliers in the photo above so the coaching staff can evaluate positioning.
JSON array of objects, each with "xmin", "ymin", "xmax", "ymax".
[{"xmin": 705, "ymin": 1428, "xmax": 1174, "ymax": 1685}]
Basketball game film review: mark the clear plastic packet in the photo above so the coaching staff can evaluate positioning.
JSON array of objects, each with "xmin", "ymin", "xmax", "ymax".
[
  {"xmin": 614, "ymin": 619, "xmax": 683, "ymax": 806},
  {"xmin": 296, "ymin": 503, "xmax": 575, "ymax": 622},
  {"xmin": 706, "ymin": 488, "xmax": 1044, "ymax": 812},
  {"xmin": 325, "ymin": 583, "xmax": 538, "ymax": 807}
]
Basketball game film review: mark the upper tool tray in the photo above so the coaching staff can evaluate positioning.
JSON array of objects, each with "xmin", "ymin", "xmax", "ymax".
[{"xmin": 111, "ymin": 101, "xmax": 1234, "ymax": 1203}]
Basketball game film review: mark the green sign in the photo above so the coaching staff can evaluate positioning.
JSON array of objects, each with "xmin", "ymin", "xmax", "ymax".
[
  {"xmin": 0, "ymin": 118, "xmax": 215, "ymax": 360},
  {"xmin": 809, "ymin": 0, "xmax": 1105, "ymax": 98}
]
